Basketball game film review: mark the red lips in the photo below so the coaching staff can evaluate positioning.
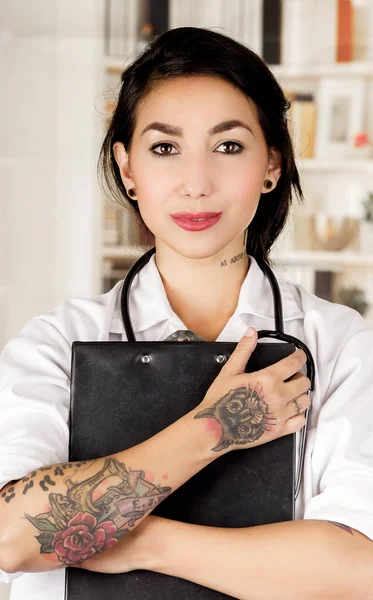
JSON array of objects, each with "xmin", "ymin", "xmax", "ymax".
[
  {"xmin": 170, "ymin": 212, "xmax": 223, "ymax": 231},
  {"xmin": 171, "ymin": 212, "xmax": 221, "ymax": 219}
]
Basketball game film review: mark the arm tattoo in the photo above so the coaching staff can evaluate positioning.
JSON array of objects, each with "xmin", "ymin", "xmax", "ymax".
[
  {"xmin": 1, "ymin": 483, "xmax": 17, "ymax": 503},
  {"xmin": 328, "ymin": 521, "xmax": 354, "ymax": 535},
  {"xmin": 22, "ymin": 457, "xmax": 171, "ymax": 566},
  {"xmin": 1, "ymin": 461, "xmax": 95, "ymax": 504},
  {"xmin": 39, "ymin": 475, "xmax": 57, "ymax": 492},
  {"xmin": 194, "ymin": 382, "xmax": 276, "ymax": 452}
]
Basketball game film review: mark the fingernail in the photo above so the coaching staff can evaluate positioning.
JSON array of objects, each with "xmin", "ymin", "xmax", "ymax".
[{"xmin": 244, "ymin": 327, "xmax": 255, "ymax": 337}]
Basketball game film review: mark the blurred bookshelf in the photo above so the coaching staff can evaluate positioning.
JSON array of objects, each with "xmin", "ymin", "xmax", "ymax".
[
  {"xmin": 273, "ymin": 250, "xmax": 373, "ymax": 269},
  {"xmin": 270, "ymin": 61, "xmax": 373, "ymax": 78},
  {"xmin": 105, "ymin": 57, "xmax": 373, "ymax": 78},
  {"xmin": 100, "ymin": 0, "xmax": 373, "ymax": 324},
  {"xmin": 296, "ymin": 159, "xmax": 373, "ymax": 173},
  {"xmin": 103, "ymin": 246, "xmax": 373, "ymax": 268}
]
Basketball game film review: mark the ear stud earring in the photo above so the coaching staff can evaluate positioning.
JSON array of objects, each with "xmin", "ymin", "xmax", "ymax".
[
  {"xmin": 127, "ymin": 188, "xmax": 137, "ymax": 198},
  {"xmin": 264, "ymin": 180, "xmax": 273, "ymax": 190}
]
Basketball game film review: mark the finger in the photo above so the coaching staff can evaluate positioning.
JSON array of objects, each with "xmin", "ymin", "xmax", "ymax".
[
  {"xmin": 283, "ymin": 373, "xmax": 311, "ymax": 402},
  {"xmin": 261, "ymin": 348, "xmax": 307, "ymax": 382},
  {"xmin": 223, "ymin": 328, "xmax": 258, "ymax": 376},
  {"xmin": 286, "ymin": 393, "xmax": 311, "ymax": 418},
  {"xmin": 283, "ymin": 413, "xmax": 306, "ymax": 435}
]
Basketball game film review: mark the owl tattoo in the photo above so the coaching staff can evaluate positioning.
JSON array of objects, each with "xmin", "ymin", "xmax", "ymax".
[{"xmin": 194, "ymin": 383, "xmax": 274, "ymax": 452}]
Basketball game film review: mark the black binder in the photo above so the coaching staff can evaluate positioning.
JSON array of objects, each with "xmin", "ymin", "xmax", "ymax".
[{"xmin": 65, "ymin": 339, "xmax": 296, "ymax": 599}]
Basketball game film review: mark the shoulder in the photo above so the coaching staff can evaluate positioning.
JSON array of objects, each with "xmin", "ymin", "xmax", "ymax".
[
  {"xmin": 17, "ymin": 280, "xmax": 123, "ymax": 345},
  {"xmin": 278, "ymin": 273, "xmax": 370, "ymax": 336},
  {"xmin": 0, "ymin": 281, "xmax": 123, "ymax": 393},
  {"xmin": 277, "ymin": 274, "xmax": 372, "ymax": 387},
  {"xmin": 0, "ymin": 282, "xmax": 123, "ymax": 385}
]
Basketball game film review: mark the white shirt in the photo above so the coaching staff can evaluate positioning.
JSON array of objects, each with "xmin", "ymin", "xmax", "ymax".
[{"xmin": 1, "ymin": 254, "xmax": 373, "ymax": 600}]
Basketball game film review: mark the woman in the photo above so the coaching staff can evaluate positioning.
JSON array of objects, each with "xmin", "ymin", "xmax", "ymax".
[{"xmin": 1, "ymin": 26, "xmax": 373, "ymax": 600}]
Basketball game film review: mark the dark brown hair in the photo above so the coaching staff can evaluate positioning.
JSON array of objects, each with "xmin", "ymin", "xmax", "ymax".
[{"xmin": 98, "ymin": 26, "xmax": 303, "ymax": 261}]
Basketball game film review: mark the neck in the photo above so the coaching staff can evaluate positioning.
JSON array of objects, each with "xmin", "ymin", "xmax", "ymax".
[{"xmin": 154, "ymin": 236, "xmax": 250, "ymax": 340}]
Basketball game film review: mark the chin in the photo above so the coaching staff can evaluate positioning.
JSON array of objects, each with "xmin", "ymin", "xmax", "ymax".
[{"xmin": 162, "ymin": 237, "xmax": 233, "ymax": 261}]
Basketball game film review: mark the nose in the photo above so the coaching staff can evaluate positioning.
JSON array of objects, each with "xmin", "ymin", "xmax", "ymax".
[{"xmin": 179, "ymin": 154, "xmax": 214, "ymax": 201}]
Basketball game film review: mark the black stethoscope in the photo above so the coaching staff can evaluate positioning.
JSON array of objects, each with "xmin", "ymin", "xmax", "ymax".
[{"xmin": 121, "ymin": 246, "xmax": 315, "ymax": 500}]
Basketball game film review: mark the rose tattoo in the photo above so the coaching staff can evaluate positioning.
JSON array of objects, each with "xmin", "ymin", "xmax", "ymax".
[{"xmin": 52, "ymin": 511, "xmax": 118, "ymax": 564}]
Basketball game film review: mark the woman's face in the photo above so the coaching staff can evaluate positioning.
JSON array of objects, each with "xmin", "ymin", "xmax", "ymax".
[{"xmin": 114, "ymin": 75, "xmax": 281, "ymax": 260}]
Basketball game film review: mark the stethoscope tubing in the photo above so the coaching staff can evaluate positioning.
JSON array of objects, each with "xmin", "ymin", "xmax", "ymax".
[{"xmin": 121, "ymin": 247, "xmax": 315, "ymax": 502}]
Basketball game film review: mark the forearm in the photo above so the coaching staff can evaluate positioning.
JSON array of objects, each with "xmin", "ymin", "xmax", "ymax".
[
  {"xmin": 148, "ymin": 517, "xmax": 373, "ymax": 600},
  {"xmin": 0, "ymin": 408, "xmax": 216, "ymax": 574}
]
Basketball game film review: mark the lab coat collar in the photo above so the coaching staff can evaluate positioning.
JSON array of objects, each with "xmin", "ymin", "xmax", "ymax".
[{"xmin": 109, "ymin": 253, "xmax": 304, "ymax": 335}]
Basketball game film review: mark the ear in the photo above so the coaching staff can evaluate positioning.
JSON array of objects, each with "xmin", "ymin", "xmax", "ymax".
[
  {"xmin": 262, "ymin": 147, "xmax": 282, "ymax": 194},
  {"xmin": 113, "ymin": 141, "xmax": 134, "ymax": 190}
]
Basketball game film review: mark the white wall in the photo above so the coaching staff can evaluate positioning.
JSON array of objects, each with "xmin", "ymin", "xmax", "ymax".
[
  {"xmin": 0, "ymin": 582, "xmax": 10, "ymax": 600},
  {"xmin": 0, "ymin": 0, "xmax": 104, "ymax": 595},
  {"xmin": 0, "ymin": 0, "xmax": 104, "ymax": 352}
]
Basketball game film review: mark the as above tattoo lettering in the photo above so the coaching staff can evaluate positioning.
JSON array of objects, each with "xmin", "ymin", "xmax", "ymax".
[
  {"xmin": 221, "ymin": 251, "xmax": 247, "ymax": 268},
  {"xmin": 194, "ymin": 382, "xmax": 276, "ymax": 452},
  {"xmin": 24, "ymin": 457, "xmax": 172, "ymax": 566},
  {"xmin": 230, "ymin": 251, "xmax": 245, "ymax": 264}
]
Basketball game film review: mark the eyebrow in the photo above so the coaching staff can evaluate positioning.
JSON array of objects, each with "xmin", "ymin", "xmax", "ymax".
[{"xmin": 140, "ymin": 119, "xmax": 255, "ymax": 138}]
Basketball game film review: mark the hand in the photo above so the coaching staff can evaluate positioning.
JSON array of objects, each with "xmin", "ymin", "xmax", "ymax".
[
  {"xmin": 194, "ymin": 328, "xmax": 310, "ymax": 454},
  {"xmin": 72, "ymin": 516, "xmax": 158, "ymax": 574}
]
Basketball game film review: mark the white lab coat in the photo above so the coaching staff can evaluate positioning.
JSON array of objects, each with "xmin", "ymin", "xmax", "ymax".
[{"xmin": 1, "ymin": 254, "xmax": 373, "ymax": 600}]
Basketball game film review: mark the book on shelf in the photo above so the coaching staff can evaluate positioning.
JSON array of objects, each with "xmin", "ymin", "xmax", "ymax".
[
  {"xmin": 281, "ymin": 0, "xmax": 337, "ymax": 66},
  {"xmin": 337, "ymin": 0, "xmax": 353, "ymax": 62},
  {"xmin": 103, "ymin": 204, "xmax": 122, "ymax": 246},
  {"xmin": 169, "ymin": 0, "xmax": 262, "ymax": 55},
  {"xmin": 286, "ymin": 91, "xmax": 316, "ymax": 159},
  {"xmin": 106, "ymin": 0, "xmax": 137, "ymax": 57},
  {"xmin": 353, "ymin": 0, "xmax": 373, "ymax": 62},
  {"xmin": 315, "ymin": 270, "xmax": 335, "ymax": 303},
  {"xmin": 104, "ymin": 0, "xmax": 372, "ymax": 67},
  {"xmin": 106, "ymin": 0, "xmax": 168, "ymax": 58},
  {"xmin": 105, "ymin": 0, "xmax": 263, "ymax": 60},
  {"xmin": 262, "ymin": 0, "xmax": 281, "ymax": 64},
  {"xmin": 103, "ymin": 260, "xmax": 129, "ymax": 293},
  {"xmin": 280, "ymin": 0, "xmax": 373, "ymax": 66},
  {"xmin": 280, "ymin": 266, "xmax": 343, "ymax": 306}
]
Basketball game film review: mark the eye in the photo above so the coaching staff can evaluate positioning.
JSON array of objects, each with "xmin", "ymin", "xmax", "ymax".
[
  {"xmin": 215, "ymin": 141, "xmax": 244, "ymax": 155},
  {"xmin": 150, "ymin": 143, "xmax": 179, "ymax": 158},
  {"xmin": 228, "ymin": 400, "xmax": 243, "ymax": 413}
]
